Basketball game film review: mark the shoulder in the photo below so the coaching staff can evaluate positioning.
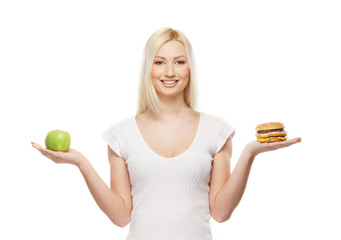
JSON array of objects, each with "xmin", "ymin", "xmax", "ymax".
[
  {"xmin": 111, "ymin": 115, "xmax": 134, "ymax": 128},
  {"xmin": 202, "ymin": 113, "xmax": 235, "ymax": 155},
  {"xmin": 201, "ymin": 112, "xmax": 235, "ymax": 141},
  {"xmin": 102, "ymin": 115, "xmax": 135, "ymax": 136},
  {"xmin": 201, "ymin": 112, "xmax": 233, "ymax": 130},
  {"xmin": 102, "ymin": 116, "xmax": 135, "ymax": 159}
]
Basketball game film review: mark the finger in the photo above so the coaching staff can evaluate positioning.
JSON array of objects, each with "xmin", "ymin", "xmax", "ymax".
[
  {"xmin": 31, "ymin": 142, "xmax": 55, "ymax": 153},
  {"xmin": 31, "ymin": 142, "xmax": 49, "ymax": 155},
  {"xmin": 31, "ymin": 142, "xmax": 54, "ymax": 154},
  {"xmin": 31, "ymin": 142, "xmax": 60, "ymax": 159},
  {"xmin": 284, "ymin": 137, "xmax": 301, "ymax": 146},
  {"xmin": 31, "ymin": 143, "xmax": 50, "ymax": 156},
  {"xmin": 35, "ymin": 147, "xmax": 53, "ymax": 158},
  {"xmin": 31, "ymin": 141, "xmax": 43, "ymax": 150},
  {"xmin": 262, "ymin": 142, "xmax": 286, "ymax": 150},
  {"xmin": 272, "ymin": 138, "xmax": 301, "ymax": 149}
]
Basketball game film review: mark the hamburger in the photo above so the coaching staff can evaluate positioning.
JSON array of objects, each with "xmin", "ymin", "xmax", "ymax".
[{"xmin": 256, "ymin": 122, "xmax": 287, "ymax": 143}]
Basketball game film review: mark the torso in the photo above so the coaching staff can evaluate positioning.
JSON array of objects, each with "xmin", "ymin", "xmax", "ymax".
[{"xmin": 135, "ymin": 110, "xmax": 200, "ymax": 159}]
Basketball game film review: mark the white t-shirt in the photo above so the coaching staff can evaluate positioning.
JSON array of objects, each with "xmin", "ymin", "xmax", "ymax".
[{"xmin": 102, "ymin": 112, "xmax": 235, "ymax": 240}]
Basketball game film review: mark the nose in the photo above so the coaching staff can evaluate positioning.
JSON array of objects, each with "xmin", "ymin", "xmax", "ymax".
[{"xmin": 165, "ymin": 64, "xmax": 175, "ymax": 78}]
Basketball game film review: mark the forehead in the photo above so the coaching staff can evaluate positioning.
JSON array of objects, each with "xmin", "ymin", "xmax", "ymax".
[{"xmin": 156, "ymin": 40, "xmax": 187, "ymax": 57}]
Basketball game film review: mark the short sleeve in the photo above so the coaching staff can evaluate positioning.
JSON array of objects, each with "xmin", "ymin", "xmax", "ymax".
[
  {"xmin": 213, "ymin": 117, "xmax": 235, "ymax": 155},
  {"xmin": 102, "ymin": 122, "xmax": 122, "ymax": 158}
]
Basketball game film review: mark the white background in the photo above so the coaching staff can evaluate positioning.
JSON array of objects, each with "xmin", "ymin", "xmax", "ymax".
[{"xmin": 1, "ymin": 0, "xmax": 340, "ymax": 239}]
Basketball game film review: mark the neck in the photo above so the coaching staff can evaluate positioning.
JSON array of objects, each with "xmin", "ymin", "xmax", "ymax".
[{"xmin": 151, "ymin": 93, "xmax": 191, "ymax": 121}]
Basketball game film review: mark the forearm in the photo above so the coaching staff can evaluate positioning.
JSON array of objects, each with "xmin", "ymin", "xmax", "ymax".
[
  {"xmin": 78, "ymin": 159, "xmax": 130, "ymax": 227},
  {"xmin": 213, "ymin": 148, "xmax": 255, "ymax": 222}
]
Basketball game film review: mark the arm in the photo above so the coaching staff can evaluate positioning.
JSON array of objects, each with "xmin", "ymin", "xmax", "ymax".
[
  {"xmin": 209, "ymin": 137, "xmax": 301, "ymax": 223},
  {"xmin": 31, "ymin": 142, "xmax": 132, "ymax": 227},
  {"xmin": 209, "ymin": 139, "xmax": 254, "ymax": 223},
  {"xmin": 78, "ymin": 147, "xmax": 132, "ymax": 227}
]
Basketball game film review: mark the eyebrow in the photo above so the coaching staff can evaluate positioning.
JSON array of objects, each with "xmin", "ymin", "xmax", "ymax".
[{"xmin": 155, "ymin": 55, "xmax": 187, "ymax": 60}]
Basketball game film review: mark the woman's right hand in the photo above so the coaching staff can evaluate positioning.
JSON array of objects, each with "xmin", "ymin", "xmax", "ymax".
[
  {"xmin": 245, "ymin": 137, "xmax": 301, "ymax": 158},
  {"xmin": 31, "ymin": 141, "xmax": 87, "ymax": 167}
]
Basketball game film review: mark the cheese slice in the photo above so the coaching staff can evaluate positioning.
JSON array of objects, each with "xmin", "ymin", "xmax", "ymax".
[{"xmin": 258, "ymin": 137, "xmax": 287, "ymax": 143}]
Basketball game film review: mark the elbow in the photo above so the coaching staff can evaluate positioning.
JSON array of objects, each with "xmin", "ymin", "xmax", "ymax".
[
  {"xmin": 112, "ymin": 216, "xmax": 131, "ymax": 228},
  {"xmin": 116, "ymin": 220, "xmax": 130, "ymax": 228},
  {"xmin": 214, "ymin": 215, "xmax": 230, "ymax": 223},
  {"xmin": 212, "ymin": 210, "xmax": 233, "ymax": 223},
  {"xmin": 109, "ymin": 213, "xmax": 131, "ymax": 228}
]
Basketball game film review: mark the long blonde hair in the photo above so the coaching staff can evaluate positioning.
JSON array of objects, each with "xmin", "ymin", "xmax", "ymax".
[{"xmin": 136, "ymin": 28, "xmax": 198, "ymax": 117}]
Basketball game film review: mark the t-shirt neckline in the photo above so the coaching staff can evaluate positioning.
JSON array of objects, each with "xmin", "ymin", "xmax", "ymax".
[{"xmin": 133, "ymin": 112, "xmax": 203, "ymax": 160}]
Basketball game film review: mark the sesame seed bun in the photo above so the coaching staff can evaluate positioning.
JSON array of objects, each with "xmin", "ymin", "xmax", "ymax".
[{"xmin": 256, "ymin": 122, "xmax": 284, "ymax": 131}]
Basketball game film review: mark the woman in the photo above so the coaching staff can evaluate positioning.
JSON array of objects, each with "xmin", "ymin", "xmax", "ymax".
[{"xmin": 32, "ymin": 28, "xmax": 301, "ymax": 240}]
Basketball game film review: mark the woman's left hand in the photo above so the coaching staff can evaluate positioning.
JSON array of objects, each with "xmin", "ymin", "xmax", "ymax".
[{"xmin": 246, "ymin": 137, "xmax": 302, "ymax": 157}]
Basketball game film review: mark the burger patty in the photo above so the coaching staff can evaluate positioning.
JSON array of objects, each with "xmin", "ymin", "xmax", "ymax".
[{"xmin": 257, "ymin": 128, "xmax": 284, "ymax": 133}]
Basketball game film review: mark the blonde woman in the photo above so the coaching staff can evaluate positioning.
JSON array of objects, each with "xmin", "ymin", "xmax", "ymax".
[{"xmin": 32, "ymin": 28, "xmax": 301, "ymax": 240}]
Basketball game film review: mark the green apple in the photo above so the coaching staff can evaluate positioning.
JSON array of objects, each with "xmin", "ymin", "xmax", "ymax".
[{"xmin": 45, "ymin": 130, "xmax": 71, "ymax": 152}]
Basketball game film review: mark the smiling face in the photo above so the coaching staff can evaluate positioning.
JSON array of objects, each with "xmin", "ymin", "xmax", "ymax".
[{"xmin": 152, "ymin": 40, "xmax": 190, "ymax": 98}]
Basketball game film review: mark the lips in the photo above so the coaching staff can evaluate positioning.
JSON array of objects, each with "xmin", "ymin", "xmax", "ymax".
[{"xmin": 160, "ymin": 80, "xmax": 179, "ymax": 88}]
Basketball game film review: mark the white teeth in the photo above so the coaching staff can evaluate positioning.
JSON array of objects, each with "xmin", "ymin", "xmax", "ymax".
[{"xmin": 162, "ymin": 80, "xmax": 177, "ymax": 84}]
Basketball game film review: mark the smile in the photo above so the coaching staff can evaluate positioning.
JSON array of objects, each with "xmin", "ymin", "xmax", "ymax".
[
  {"xmin": 160, "ymin": 80, "xmax": 179, "ymax": 88},
  {"xmin": 161, "ymin": 80, "xmax": 179, "ymax": 83}
]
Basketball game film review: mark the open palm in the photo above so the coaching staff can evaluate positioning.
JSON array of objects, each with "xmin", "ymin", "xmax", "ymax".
[
  {"xmin": 31, "ymin": 142, "xmax": 86, "ymax": 167},
  {"xmin": 247, "ymin": 137, "xmax": 301, "ymax": 157}
]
